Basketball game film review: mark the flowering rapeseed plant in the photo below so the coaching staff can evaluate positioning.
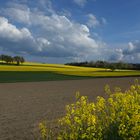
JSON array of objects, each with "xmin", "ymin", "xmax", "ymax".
[{"xmin": 39, "ymin": 80, "xmax": 140, "ymax": 140}]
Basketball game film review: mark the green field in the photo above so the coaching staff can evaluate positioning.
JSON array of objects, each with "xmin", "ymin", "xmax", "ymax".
[{"xmin": 0, "ymin": 62, "xmax": 140, "ymax": 83}]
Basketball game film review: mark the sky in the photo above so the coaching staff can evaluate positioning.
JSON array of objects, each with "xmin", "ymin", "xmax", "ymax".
[{"xmin": 0, "ymin": 0, "xmax": 140, "ymax": 63}]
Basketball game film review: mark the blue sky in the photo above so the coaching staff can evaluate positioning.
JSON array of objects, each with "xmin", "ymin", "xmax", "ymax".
[{"xmin": 0, "ymin": 0, "xmax": 140, "ymax": 63}]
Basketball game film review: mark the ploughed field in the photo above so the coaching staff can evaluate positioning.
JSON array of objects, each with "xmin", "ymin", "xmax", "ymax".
[{"xmin": 0, "ymin": 77, "xmax": 140, "ymax": 139}]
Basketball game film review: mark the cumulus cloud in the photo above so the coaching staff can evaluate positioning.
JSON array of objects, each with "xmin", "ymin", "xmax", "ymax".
[
  {"xmin": 73, "ymin": 0, "xmax": 96, "ymax": 7},
  {"xmin": 0, "ymin": 1, "xmax": 126, "ymax": 63},
  {"xmin": 5, "ymin": 0, "xmax": 134, "ymax": 66},
  {"xmin": 0, "ymin": 16, "xmax": 39, "ymax": 54},
  {"xmin": 122, "ymin": 41, "xmax": 140, "ymax": 63},
  {"xmin": 123, "ymin": 42, "xmax": 139, "ymax": 55},
  {"xmin": 86, "ymin": 14, "xmax": 107, "ymax": 28},
  {"xmin": 0, "ymin": 17, "xmax": 31, "ymax": 41},
  {"xmin": 30, "ymin": 13, "xmax": 102, "ymax": 58},
  {"xmin": 39, "ymin": 0, "xmax": 54, "ymax": 11},
  {"xmin": 73, "ymin": 0, "xmax": 87, "ymax": 7},
  {"xmin": 109, "ymin": 48, "xmax": 124, "ymax": 61},
  {"xmin": 1, "ymin": 3, "xmax": 31, "ymax": 24},
  {"xmin": 108, "ymin": 41, "xmax": 140, "ymax": 63},
  {"xmin": 87, "ymin": 14, "xmax": 100, "ymax": 28},
  {"xmin": 0, "ymin": 11, "xmax": 104, "ymax": 60}
]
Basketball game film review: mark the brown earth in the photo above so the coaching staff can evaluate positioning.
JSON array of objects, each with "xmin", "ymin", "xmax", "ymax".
[{"xmin": 0, "ymin": 77, "xmax": 140, "ymax": 140}]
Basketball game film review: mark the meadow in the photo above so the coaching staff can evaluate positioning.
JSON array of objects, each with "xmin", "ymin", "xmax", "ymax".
[{"xmin": 0, "ymin": 62, "xmax": 140, "ymax": 82}]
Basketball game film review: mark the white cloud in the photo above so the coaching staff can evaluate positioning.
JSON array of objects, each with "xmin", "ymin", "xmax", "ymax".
[
  {"xmin": 31, "ymin": 13, "xmax": 102, "ymax": 58},
  {"xmin": 73, "ymin": 0, "xmax": 87, "ymax": 7},
  {"xmin": 0, "ymin": 13, "xmax": 104, "ymax": 60},
  {"xmin": 0, "ymin": 16, "xmax": 40, "ymax": 54},
  {"xmin": 101, "ymin": 17, "xmax": 107, "ymax": 25},
  {"xmin": 2, "ymin": 10, "xmax": 139, "ymax": 63},
  {"xmin": 59, "ymin": 9, "xmax": 72, "ymax": 17},
  {"xmin": 73, "ymin": 0, "xmax": 96, "ymax": 7},
  {"xmin": 36, "ymin": 37, "xmax": 51, "ymax": 52},
  {"xmin": 0, "ymin": 17, "xmax": 31, "ymax": 41},
  {"xmin": 1, "ymin": 3, "xmax": 31, "ymax": 24},
  {"xmin": 86, "ymin": 14, "xmax": 107, "ymax": 28},
  {"xmin": 108, "ymin": 41, "xmax": 140, "ymax": 63},
  {"xmin": 128, "ymin": 42, "xmax": 135, "ymax": 52},
  {"xmin": 0, "ymin": 2, "xmax": 112, "ymax": 63},
  {"xmin": 109, "ymin": 48, "xmax": 124, "ymax": 61},
  {"xmin": 38, "ymin": 0, "xmax": 55, "ymax": 14},
  {"xmin": 87, "ymin": 14, "xmax": 100, "ymax": 28},
  {"xmin": 122, "ymin": 41, "xmax": 140, "ymax": 63},
  {"xmin": 123, "ymin": 41, "xmax": 140, "ymax": 55}
]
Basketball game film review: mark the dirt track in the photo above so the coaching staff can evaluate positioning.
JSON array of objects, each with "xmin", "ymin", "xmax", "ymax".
[{"xmin": 0, "ymin": 77, "xmax": 140, "ymax": 140}]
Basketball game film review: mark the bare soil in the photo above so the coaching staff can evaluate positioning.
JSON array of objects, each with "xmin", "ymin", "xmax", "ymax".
[{"xmin": 0, "ymin": 77, "xmax": 139, "ymax": 140}]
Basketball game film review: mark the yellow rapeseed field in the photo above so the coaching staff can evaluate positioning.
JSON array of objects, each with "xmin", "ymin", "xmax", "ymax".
[
  {"xmin": 0, "ymin": 62, "xmax": 140, "ymax": 77},
  {"xmin": 0, "ymin": 62, "xmax": 106, "ymax": 72}
]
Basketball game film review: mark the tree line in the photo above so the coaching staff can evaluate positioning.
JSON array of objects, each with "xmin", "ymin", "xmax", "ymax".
[
  {"xmin": 66, "ymin": 61, "xmax": 140, "ymax": 70},
  {"xmin": 0, "ymin": 54, "xmax": 25, "ymax": 65}
]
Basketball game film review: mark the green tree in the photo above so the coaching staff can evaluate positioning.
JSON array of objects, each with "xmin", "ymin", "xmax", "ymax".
[
  {"xmin": 3, "ymin": 55, "xmax": 13, "ymax": 64},
  {"xmin": 109, "ymin": 64, "xmax": 116, "ymax": 71},
  {"xmin": 20, "ymin": 57, "xmax": 25, "ymax": 64},
  {"xmin": 14, "ymin": 56, "xmax": 25, "ymax": 65}
]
